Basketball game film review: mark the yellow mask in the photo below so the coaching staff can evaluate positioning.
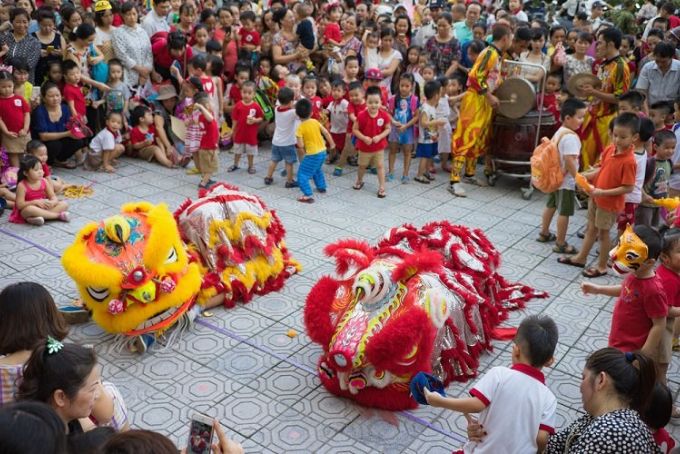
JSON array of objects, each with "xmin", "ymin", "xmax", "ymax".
[{"xmin": 609, "ymin": 224, "xmax": 649, "ymax": 275}]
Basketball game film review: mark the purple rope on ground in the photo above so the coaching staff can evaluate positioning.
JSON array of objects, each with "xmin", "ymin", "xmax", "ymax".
[{"xmin": 0, "ymin": 227, "xmax": 61, "ymax": 258}]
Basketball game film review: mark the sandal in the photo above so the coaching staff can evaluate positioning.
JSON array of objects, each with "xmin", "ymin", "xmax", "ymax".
[
  {"xmin": 414, "ymin": 175, "xmax": 430, "ymax": 184},
  {"xmin": 353, "ymin": 182, "xmax": 364, "ymax": 190},
  {"xmin": 553, "ymin": 243, "xmax": 578, "ymax": 254},
  {"xmin": 264, "ymin": 177, "xmax": 273, "ymax": 185},
  {"xmin": 297, "ymin": 196, "xmax": 315, "ymax": 203},
  {"xmin": 582, "ymin": 267, "xmax": 607, "ymax": 278},
  {"xmin": 228, "ymin": 165, "xmax": 239, "ymax": 172},
  {"xmin": 536, "ymin": 232, "xmax": 556, "ymax": 243},
  {"xmin": 53, "ymin": 160, "xmax": 77, "ymax": 169},
  {"xmin": 557, "ymin": 256, "xmax": 586, "ymax": 268},
  {"xmin": 377, "ymin": 189, "xmax": 386, "ymax": 198},
  {"xmin": 248, "ymin": 167, "xmax": 256, "ymax": 174}
]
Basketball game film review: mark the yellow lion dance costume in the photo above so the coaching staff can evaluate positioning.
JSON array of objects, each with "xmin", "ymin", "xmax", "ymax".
[{"xmin": 62, "ymin": 184, "xmax": 299, "ymax": 350}]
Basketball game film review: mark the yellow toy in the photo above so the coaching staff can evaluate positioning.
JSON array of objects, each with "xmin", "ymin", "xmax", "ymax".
[{"xmin": 651, "ymin": 197, "xmax": 680, "ymax": 210}]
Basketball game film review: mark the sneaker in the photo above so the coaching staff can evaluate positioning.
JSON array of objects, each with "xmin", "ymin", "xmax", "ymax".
[
  {"xmin": 264, "ymin": 177, "xmax": 273, "ymax": 185},
  {"xmin": 448, "ymin": 183, "xmax": 466, "ymax": 197},
  {"xmin": 333, "ymin": 167, "xmax": 343, "ymax": 176},
  {"xmin": 26, "ymin": 216, "xmax": 45, "ymax": 226},
  {"xmin": 386, "ymin": 173, "xmax": 394, "ymax": 182},
  {"xmin": 401, "ymin": 175, "xmax": 410, "ymax": 184},
  {"xmin": 228, "ymin": 165, "xmax": 239, "ymax": 172},
  {"xmin": 285, "ymin": 181, "xmax": 299, "ymax": 188},
  {"xmin": 424, "ymin": 172, "xmax": 435, "ymax": 181},
  {"xmin": 131, "ymin": 334, "xmax": 155, "ymax": 354},
  {"xmin": 58, "ymin": 212, "xmax": 71, "ymax": 222}
]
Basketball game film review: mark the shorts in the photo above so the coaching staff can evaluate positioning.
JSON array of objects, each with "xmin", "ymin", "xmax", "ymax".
[
  {"xmin": 271, "ymin": 145, "xmax": 298, "ymax": 164},
  {"xmin": 137, "ymin": 145, "xmax": 157, "ymax": 162},
  {"xmin": 415, "ymin": 142, "xmax": 438, "ymax": 159},
  {"xmin": 83, "ymin": 152, "xmax": 103, "ymax": 171},
  {"xmin": 546, "ymin": 189, "xmax": 575, "ymax": 217},
  {"xmin": 330, "ymin": 132, "xmax": 346, "ymax": 154},
  {"xmin": 357, "ymin": 150, "xmax": 384, "ymax": 168},
  {"xmin": 658, "ymin": 318, "xmax": 675, "ymax": 364},
  {"xmin": 2, "ymin": 133, "xmax": 30, "ymax": 154},
  {"xmin": 616, "ymin": 202, "xmax": 638, "ymax": 231},
  {"xmin": 587, "ymin": 201, "xmax": 617, "ymax": 231},
  {"xmin": 635, "ymin": 205, "xmax": 660, "ymax": 228},
  {"xmin": 233, "ymin": 143, "xmax": 258, "ymax": 156},
  {"xmin": 195, "ymin": 148, "xmax": 218, "ymax": 175}
]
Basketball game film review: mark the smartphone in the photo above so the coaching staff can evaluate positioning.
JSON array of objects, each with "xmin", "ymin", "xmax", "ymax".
[
  {"xmin": 46, "ymin": 45, "xmax": 54, "ymax": 54},
  {"xmin": 171, "ymin": 59, "xmax": 182, "ymax": 72},
  {"xmin": 187, "ymin": 412, "xmax": 214, "ymax": 454}
]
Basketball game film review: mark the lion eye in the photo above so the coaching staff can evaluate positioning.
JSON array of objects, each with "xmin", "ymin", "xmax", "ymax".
[
  {"xmin": 87, "ymin": 287, "xmax": 110, "ymax": 302},
  {"xmin": 165, "ymin": 247, "xmax": 178, "ymax": 264}
]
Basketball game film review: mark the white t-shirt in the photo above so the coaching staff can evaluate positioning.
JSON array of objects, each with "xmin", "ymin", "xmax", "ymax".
[
  {"xmin": 464, "ymin": 365, "xmax": 557, "ymax": 454},
  {"xmin": 627, "ymin": 149, "xmax": 648, "ymax": 203},
  {"xmin": 554, "ymin": 127, "xmax": 581, "ymax": 191},
  {"xmin": 670, "ymin": 124, "xmax": 680, "ymax": 190},
  {"xmin": 272, "ymin": 106, "xmax": 299, "ymax": 147},
  {"xmin": 418, "ymin": 102, "xmax": 438, "ymax": 145},
  {"xmin": 328, "ymin": 99, "xmax": 349, "ymax": 134},
  {"xmin": 377, "ymin": 49, "xmax": 402, "ymax": 90},
  {"xmin": 89, "ymin": 128, "xmax": 122, "ymax": 155},
  {"xmin": 363, "ymin": 47, "xmax": 380, "ymax": 71}
]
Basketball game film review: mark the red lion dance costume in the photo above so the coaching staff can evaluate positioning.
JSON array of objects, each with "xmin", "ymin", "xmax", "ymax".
[{"xmin": 304, "ymin": 221, "xmax": 546, "ymax": 410}]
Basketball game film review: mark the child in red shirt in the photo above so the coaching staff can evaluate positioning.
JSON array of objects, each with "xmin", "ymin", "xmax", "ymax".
[
  {"xmin": 302, "ymin": 76, "xmax": 323, "ymax": 121},
  {"xmin": 352, "ymin": 86, "xmax": 390, "ymax": 198},
  {"xmin": 656, "ymin": 232, "xmax": 680, "ymax": 397},
  {"xmin": 0, "ymin": 71, "xmax": 30, "ymax": 168},
  {"xmin": 225, "ymin": 66, "xmax": 250, "ymax": 117},
  {"xmin": 129, "ymin": 105, "xmax": 174, "ymax": 168},
  {"xmin": 538, "ymin": 73, "xmax": 561, "ymax": 127},
  {"xmin": 582, "ymin": 225, "xmax": 666, "ymax": 359},
  {"xmin": 62, "ymin": 60, "xmax": 87, "ymax": 124},
  {"xmin": 228, "ymin": 81, "xmax": 263, "ymax": 174},
  {"xmin": 237, "ymin": 11, "xmax": 261, "ymax": 64},
  {"xmin": 193, "ymin": 92, "xmax": 219, "ymax": 189},
  {"xmin": 322, "ymin": 3, "xmax": 343, "ymax": 48},
  {"xmin": 333, "ymin": 82, "xmax": 365, "ymax": 176}
]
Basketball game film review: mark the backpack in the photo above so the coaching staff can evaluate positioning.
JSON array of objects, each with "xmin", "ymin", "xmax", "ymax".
[{"xmin": 530, "ymin": 129, "xmax": 577, "ymax": 193}]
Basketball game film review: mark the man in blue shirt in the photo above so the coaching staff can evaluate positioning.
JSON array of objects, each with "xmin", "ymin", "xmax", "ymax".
[{"xmin": 453, "ymin": 2, "xmax": 482, "ymax": 45}]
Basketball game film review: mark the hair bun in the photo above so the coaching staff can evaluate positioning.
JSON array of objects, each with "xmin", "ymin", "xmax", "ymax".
[{"xmin": 625, "ymin": 351, "xmax": 635, "ymax": 362}]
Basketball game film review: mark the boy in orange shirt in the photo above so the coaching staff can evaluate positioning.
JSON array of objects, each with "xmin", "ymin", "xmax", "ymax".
[{"xmin": 558, "ymin": 113, "xmax": 638, "ymax": 278}]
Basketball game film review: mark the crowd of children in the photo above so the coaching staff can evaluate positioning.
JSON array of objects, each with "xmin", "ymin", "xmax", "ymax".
[{"xmin": 1, "ymin": 0, "xmax": 680, "ymax": 451}]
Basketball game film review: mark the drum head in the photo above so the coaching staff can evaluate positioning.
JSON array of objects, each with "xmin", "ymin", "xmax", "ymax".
[
  {"xmin": 567, "ymin": 73, "xmax": 602, "ymax": 98},
  {"xmin": 495, "ymin": 78, "xmax": 536, "ymax": 119}
]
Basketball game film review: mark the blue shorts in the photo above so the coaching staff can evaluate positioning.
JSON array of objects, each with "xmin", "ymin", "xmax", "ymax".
[
  {"xmin": 271, "ymin": 145, "xmax": 298, "ymax": 164},
  {"xmin": 415, "ymin": 143, "xmax": 438, "ymax": 158},
  {"xmin": 388, "ymin": 128, "xmax": 415, "ymax": 145}
]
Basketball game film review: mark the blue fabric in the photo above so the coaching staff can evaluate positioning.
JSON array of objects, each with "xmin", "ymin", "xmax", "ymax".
[
  {"xmin": 415, "ymin": 142, "xmax": 438, "ymax": 158},
  {"xmin": 409, "ymin": 372, "xmax": 446, "ymax": 405},
  {"xmin": 297, "ymin": 151, "xmax": 327, "ymax": 196},
  {"xmin": 32, "ymin": 103, "xmax": 71, "ymax": 135}
]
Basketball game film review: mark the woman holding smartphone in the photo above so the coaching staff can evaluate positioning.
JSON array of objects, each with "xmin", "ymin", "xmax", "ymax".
[{"xmin": 32, "ymin": 8, "xmax": 65, "ymax": 86}]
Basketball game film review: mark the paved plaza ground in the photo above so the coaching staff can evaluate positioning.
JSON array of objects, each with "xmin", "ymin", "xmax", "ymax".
[{"xmin": 1, "ymin": 147, "xmax": 679, "ymax": 453}]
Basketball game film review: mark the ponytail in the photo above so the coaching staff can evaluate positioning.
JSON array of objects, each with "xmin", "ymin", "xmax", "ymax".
[{"xmin": 585, "ymin": 348, "xmax": 657, "ymax": 414}]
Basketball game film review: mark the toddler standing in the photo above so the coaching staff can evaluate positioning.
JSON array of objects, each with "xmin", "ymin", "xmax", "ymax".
[
  {"xmin": 326, "ymin": 80, "xmax": 348, "ymax": 164},
  {"xmin": 9, "ymin": 155, "xmax": 70, "ymax": 225},
  {"xmin": 414, "ymin": 80, "xmax": 446, "ymax": 185},
  {"xmin": 638, "ymin": 130, "xmax": 676, "ymax": 228},
  {"xmin": 265, "ymin": 87, "xmax": 299, "ymax": 188},
  {"xmin": 387, "ymin": 73, "xmax": 419, "ymax": 184},
  {"xmin": 0, "ymin": 70, "xmax": 30, "ymax": 168},
  {"xmin": 62, "ymin": 60, "xmax": 87, "ymax": 124},
  {"xmin": 295, "ymin": 98, "xmax": 335, "ymax": 204},
  {"xmin": 228, "ymin": 80, "xmax": 263, "ymax": 174},
  {"xmin": 193, "ymin": 92, "xmax": 219, "ymax": 190}
]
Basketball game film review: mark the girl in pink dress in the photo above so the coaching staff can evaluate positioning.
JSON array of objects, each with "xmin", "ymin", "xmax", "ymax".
[{"xmin": 9, "ymin": 155, "xmax": 70, "ymax": 226}]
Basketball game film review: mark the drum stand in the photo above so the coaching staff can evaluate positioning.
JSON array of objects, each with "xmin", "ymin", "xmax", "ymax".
[{"xmin": 487, "ymin": 61, "xmax": 548, "ymax": 200}]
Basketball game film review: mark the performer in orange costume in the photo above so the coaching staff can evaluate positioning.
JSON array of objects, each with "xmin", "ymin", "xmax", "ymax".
[
  {"xmin": 579, "ymin": 28, "xmax": 631, "ymax": 169},
  {"xmin": 449, "ymin": 24, "xmax": 514, "ymax": 198}
]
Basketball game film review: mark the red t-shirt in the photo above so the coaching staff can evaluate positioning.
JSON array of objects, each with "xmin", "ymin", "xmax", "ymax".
[
  {"xmin": 654, "ymin": 427, "xmax": 676, "ymax": 454},
  {"xmin": 347, "ymin": 101, "xmax": 366, "ymax": 133},
  {"xmin": 229, "ymin": 84, "xmax": 242, "ymax": 105},
  {"xmin": 354, "ymin": 109, "xmax": 390, "ymax": 152},
  {"xmin": 608, "ymin": 273, "xmax": 668, "ymax": 352},
  {"xmin": 41, "ymin": 162, "xmax": 51, "ymax": 178},
  {"xmin": 151, "ymin": 39, "xmax": 193, "ymax": 74},
  {"xmin": 232, "ymin": 101, "xmax": 263, "ymax": 146},
  {"xmin": 63, "ymin": 83, "xmax": 86, "ymax": 118},
  {"xmin": 657, "ymin": 264, "xmax": 680, "ymax": 308},
  {"xmin": 238, "ymin": 28, "xmax": 261, "ymax": 47},
  {"xmin": 0, "ymin": 95, "xmax": 29, "ymax": 133},
  {"xmin": 130, "ymin": 125, "xmax": 157, "ymax": 145},
  {"xmin": 308, "ymin": 95, "xmax": 323, "ymax": 120},
  {"xmin": 198, "ymin": 113, "xmax": 219, "ymax": 150},
  {"xmin": 323, "ymin": 22, "xmax": 342, "ymax": 43}
]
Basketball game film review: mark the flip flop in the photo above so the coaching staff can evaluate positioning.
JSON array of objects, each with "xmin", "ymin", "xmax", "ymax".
[
  {"xmin": 297, "ymin": 196, "xmax": 315, "ymax": 204},
  {"xmin": 536, "ymin": 232, "xmax": 556, "ymax": 243},
  {"xmin": 553, "ymin": 243, "xmax": 578, "ymax": 254},
  {"xmin": 557, "ymin": 256, "xmax": 586, "ymax": 268},
  {"xmin": 53, "ymin": 160, "xmax": 77, "ymax": 169},
  {"xmin": 353, "ymin": 182, "xmax": 364, "ymax": 190},
  {"xmin": 582, "ymin": 267, "xmax": 608, "ymax": 279},
  {"xmin": 377, "ymin": 189, "xmax": 386, "ymax": 198}
]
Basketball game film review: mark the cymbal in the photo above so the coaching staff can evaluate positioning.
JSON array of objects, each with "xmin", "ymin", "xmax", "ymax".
[
  {"xmin": 567, "ymin": 73, "xmax": 602, "ymax": 98},
  {"xmin": 495, "ymin": 77, "xmax": 536, "ymax": 119}
]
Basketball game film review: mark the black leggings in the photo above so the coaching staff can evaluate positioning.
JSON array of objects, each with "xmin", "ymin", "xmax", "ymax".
[{"xmin": 45, "ymin": 136, "xmax": 86, "ymax": 164}]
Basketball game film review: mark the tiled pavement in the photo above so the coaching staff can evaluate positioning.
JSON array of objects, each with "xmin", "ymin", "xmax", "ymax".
[{"xmin": 2, "ymin": 148, "xmax": 679, "ymax": 453}]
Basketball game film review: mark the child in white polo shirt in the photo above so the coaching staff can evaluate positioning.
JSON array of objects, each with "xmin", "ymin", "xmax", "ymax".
[{"xmin": 425, "ymin": 315, "xmax": 558, "ymax": 454}]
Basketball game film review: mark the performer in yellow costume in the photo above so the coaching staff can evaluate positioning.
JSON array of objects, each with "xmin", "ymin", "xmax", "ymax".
[
  {"xmin": 449, "ymin": 24, "xmax": 514, "ymax": 197},
  {"xmin": 579, "ymin": 28, "xmax": 631, "ymax": 169}
]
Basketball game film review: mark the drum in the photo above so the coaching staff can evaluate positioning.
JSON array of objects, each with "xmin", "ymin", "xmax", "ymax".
[{"xmin": 490, "ymin": 110, "xmax": 558, "ymax": 164}]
